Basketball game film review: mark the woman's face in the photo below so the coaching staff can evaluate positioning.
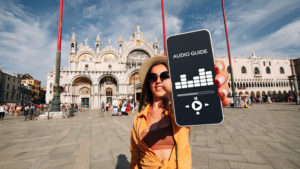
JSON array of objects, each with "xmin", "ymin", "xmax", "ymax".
[{"xmin": 148, "ymin": 64, "xmax": 170, "ymax": 100}]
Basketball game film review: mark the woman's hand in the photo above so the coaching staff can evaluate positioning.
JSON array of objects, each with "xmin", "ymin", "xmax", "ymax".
[
  {"xmin": 163, "ymin": 61, "xmax": 231, "ymax": 107},
  {"xmin": 214, "ymin": 60, "xmax": 232, "ymax": 107}
]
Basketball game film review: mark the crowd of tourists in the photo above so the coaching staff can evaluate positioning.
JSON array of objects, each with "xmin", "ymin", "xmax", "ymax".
[
  {"xmin": 99, "ymin": 98, "xmax": 137, "ymax": 116},
  {"xmin": 0, "ymin": 103, "xmax": 49, "ymax": 121}
]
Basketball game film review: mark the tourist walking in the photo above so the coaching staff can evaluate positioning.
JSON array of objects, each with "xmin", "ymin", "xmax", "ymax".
[
  {"xmin": 105, "ymin": 102, "xmax": 109, "ymax": 112},
  {"xmin": 129, "ymin": 56, "xmax": 231, "ymax": 169},
  {"xmin": 112, "ymin": 98, "xmax": 118, "ymax": 116},
  {"xmin": 30, "ymin": 104, "xmax": 35, "ymax": 120},
  {"xmin": 0, "ymin": 104, "xmax": 6, "ymax": 120},
  {"xmin": 24, "ymin": 105, "xmax": 29, "ymax": 121},
  {"xmin": 126, "ymin": 101, "xmax": 131, "ymax": 115}
]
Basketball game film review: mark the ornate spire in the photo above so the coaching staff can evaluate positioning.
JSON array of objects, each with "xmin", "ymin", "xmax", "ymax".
[
  {"xmin": 137, "ymin": 24, "xmax": 140, "ymax": 33},
  {"xmin": 108, "ymin": 38, "xmax": 111, "ymax": 46},
  {"xmin": 84, "ymin": 36, "xmax": 88, "ymax": 46},
  {"xmin": 96, "ymin": 33, "xmax": 100, "ymax": 42},
  {"xmin": 251, "ymin": 50, "xmax": 256, "ymax": 57},
  {"xmin": 154, "ymin": 36, "xmax": 158, "ymax": 44},
  {"xmin": 71, "ymin": 32, "xmax": 76, "ymax": 41},
  {"xmin": 119, "ymin": 33, "xmax": 123, "ymax": 43}
]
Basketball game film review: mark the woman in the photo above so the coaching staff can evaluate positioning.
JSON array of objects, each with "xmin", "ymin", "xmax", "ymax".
[
  {"xmin": 126, "ymin": 101, "xmax": 131, "ymax": 115},
  {"xmin": 130, "ymin": 56, "xmax": 231, "ymax": 169}
]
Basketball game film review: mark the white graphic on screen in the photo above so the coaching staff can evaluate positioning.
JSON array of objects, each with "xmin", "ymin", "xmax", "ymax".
[
  {"xmin": 185, "ymin": 96, "xmax": 210, "ymax": 115},
  {"xmin": 174, "ymin": 68, "xmax": 214, "ymax": 90}
]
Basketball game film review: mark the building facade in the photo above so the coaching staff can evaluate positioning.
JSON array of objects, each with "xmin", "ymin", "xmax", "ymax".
[
  {"xmin": 46, "ymin": 26, "xmax": 295, "ymax": 108},
  {"xmin": 217, "ymin": 52, "xmax": 293, "ymax": 100},
  {"xmin": 290, "ymin": 58, "xmax": 300, "ymax": 97},
  {"xmin": 46, "ymin": 25, "xmax": 162, "ymax": 108},
  {"xmin": 19, "ymin": 74, "xmax": 42, "ymax": 103},
  {"xmin": 0, "ymin": 70, "xmax": 21, "ymax": 104},
  {"xmin": 19, "ymin": 83, "xmax": 33, "ymax": 105}
]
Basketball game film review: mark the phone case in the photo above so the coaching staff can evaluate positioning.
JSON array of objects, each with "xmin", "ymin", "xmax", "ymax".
[{"xmin": 166, "ymin": 29, "xmax": 223, "ymax": 126}]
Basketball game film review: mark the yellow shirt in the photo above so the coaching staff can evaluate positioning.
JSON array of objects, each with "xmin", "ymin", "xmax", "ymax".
[{"xmin": 130, "ymin": 104, "xmax": 191, "ymax": 169}]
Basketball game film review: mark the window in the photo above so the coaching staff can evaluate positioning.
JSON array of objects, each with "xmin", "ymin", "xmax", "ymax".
[
  {"xmin": 7, "ymin": 84, "xmax": 9, "ymax": 89},
  {"xmin": 280, "ymin": 67, "xmax": 284, "ymax": 74},
  {"xmin": 7, "ymin": 76, "xmax": 10, "ymax": 80},
  {"xmin": 71, "ymin": 43, "xmax": 75, "ymax": 52},
  {"xmin": 227, "ymin": 66, "xmax": 231, "ymax": 73},
  {"xmin": 108, "ymin": 65, "xmax": 112, "ymax": 69},
  {"xmin": 269, "ymin": 61, "xmax": 271, "ymax": 66},
  {"xmin": 241, "ymin": 66, "xmax": 247, "ymax": 74},
  {"xmin": 106, "ymin": 88, "xmax": 112, "ymax": 96},
  {"xmin": 85, "ymin": 64, "xmax": 88, "ymax": 70},
  {"xmin": 254, "ymin": 67, "xmax": 260, "ymax": 74},
  {"xmin": 263, "ymin": 61, "xmax": 265, "ymax": 66},
  {"xmin": 266, "ymin": 67, "xmax": 271, "ymax": 74},
  {"xmin": 6, "ymin": 92, "xmax": 8, "ymax": 99}
]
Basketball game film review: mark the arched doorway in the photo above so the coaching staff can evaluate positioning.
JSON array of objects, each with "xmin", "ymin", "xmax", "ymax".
[
  {"xmin": 256, "ymin": 91, "xmax": 261, "ymax": 98},
  {"xmin": 106, "ymin": 88, "xmax": 113, "ymax": 103},
  {"xmin": 129, "ymin": 72, "xmax": 141, "ymax": 102},
  {"xmin": 72, "ymin": 76, "xmax": 93, "ymax": 108},
  {"xmin": 99, "ymin": 76, "xmax": 118, "ymax": 104}
]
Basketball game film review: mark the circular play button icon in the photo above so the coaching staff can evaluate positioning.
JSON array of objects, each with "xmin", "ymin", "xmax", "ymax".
[{"xmin": 192, "ymin": 101, "xmax": 202, "ymax": 111}]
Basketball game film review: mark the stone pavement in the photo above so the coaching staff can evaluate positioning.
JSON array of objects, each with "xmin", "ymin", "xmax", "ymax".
[{"xmin": 0, "ymin": 103, "xmax": 299, "ymax": 169}]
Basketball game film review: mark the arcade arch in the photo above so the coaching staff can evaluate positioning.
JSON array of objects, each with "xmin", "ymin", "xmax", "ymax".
[
  {"xmin": 129, "ymin": 72, "xmax": 141, "ymax": 101},
  {"xmin": 72, "ymin": 76, "xmax": 93, "ymax": 107},
  {"xmin": 99, "ymin": 76, "xmax": 118, "ymax": 103}
]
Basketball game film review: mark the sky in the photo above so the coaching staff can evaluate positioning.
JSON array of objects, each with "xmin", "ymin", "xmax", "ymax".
[{"xmin": 0, "ymin": 0, "xmax": 299, "ymax": 86}]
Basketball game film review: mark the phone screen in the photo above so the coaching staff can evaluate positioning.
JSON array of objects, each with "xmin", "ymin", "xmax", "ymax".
[{"xmin": 166, "ymin": 29, "xmax": 223, "ymax": 126}]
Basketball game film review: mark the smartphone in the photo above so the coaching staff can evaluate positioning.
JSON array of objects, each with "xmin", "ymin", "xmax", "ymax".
[{"xmin": 166, "ymin": 29, "xmax": 223, "ymax": 126}]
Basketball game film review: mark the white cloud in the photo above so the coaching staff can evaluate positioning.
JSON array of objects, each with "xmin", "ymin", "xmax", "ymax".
[
  {"xmin": 233, "ymin": 19, "xmax": 300, "ymax": 57},
  {"xmin": 83, "ymin": 5, "xmax": 98, "ymax": 19},
  {"xmin": 65, "ymin": 0, "xmax": 87, "ymax": 6},
  {"xmin": 0, "ymin": 1, "xmax": 66, "ymax": 86},
  {"xmin": 70, "ymin": 0, "xmax": 188, "ymax": 52},
  {"xmin": 190, "ymin": 0, "xmax": 300, "ymax": 57}
]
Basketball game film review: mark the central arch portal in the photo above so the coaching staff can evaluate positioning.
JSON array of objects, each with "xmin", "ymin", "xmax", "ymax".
[
  {"xmin": 99, "ymin": 76, "xmax": 118, "ymax": 104},
  {"xmin": 72, "ymin": 76, "xmax": 93, "ymax": 108}
]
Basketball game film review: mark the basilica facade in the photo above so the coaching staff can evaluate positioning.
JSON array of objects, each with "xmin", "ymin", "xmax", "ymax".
[
  {"xmin": 46, "ymin": 25, "xmax": 162, "ymax": 108},
  {"xmin": 46, "ymin": 25, "xmax": 295, "ymax": 108}
]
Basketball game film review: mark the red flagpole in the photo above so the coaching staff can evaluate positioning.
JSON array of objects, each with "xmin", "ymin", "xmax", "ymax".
[
  {"xmin": 161, "ymin": 0, "xmax": 167, "ymax": 56},
  {"xmin": 51, "ymin": 0, "xmax": 64, "ymax": 111},
  {"xmin": 57, "ymin": 0, "xmax": 64, "ymax": 52},
  {"xmin": 221, "ymin": 0, "xmax": 236, "ymax": 98}
]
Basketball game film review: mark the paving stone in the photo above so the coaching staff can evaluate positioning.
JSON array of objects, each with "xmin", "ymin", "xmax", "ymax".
[
  {"xmin": 241, "ymin": 149, "xmax": 266, "ymax": 163},
  {"xmin": 90, "ymin": 159, "xmax": 115, "ymax": 169},
  {"xmin": 267, "ymin": 158, "xmax": 299, "ymax": 169},
  {"xmin": 208, "ymin": 152, "xmax": 247, "ymax": 162},
  {"xmin": 0, "ymin": 160, "xmax": 32, "ymax": 169},
  {"xmin": 191, "ymin": 152, "xmax": 209, "ymax": 169},
  {"xmin": 222, "ymin": 144, "xmax": 241, "ymax": 154},
  {"xmin": 208, "ymin": 159, "xmax": 230, "ymax": 169},
  {"xmin": 230, "ymin": 162, "xmax": 274, "ymax": 169}
]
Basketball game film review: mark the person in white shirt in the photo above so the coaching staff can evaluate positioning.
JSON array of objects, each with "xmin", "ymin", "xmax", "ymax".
[
  {"xmin": 0, "ymin": 104, "xmax": 6, "ymax": 120},
  {"xmin": 24, "ymin": 105, "xmax": 30, "ymax": 121}
]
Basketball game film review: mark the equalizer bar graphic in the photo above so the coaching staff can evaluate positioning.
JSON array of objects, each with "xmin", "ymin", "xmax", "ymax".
[{"xmin": 175, "ymin": 68, "xmax": 214, "ymax": 90}]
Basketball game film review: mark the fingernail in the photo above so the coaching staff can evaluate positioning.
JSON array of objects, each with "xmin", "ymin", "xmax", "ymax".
[
  {"xmin": 222, "ymin": 89, "xmax": 228, "ymax": 96},
  {"xmin": 216, "ymin": 76, "xmax": 225, "ymax": 85},
  {"xmin": 216, "ymin": 64, "xmax": 223, "ymax": 72}
]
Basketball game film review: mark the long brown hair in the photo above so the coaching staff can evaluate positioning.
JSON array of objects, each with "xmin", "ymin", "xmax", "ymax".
[{"xmin": 138, "ymin": 62, "xmax": 169, "ymax": 112}]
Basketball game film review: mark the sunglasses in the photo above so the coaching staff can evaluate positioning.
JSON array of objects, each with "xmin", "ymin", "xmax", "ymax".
[{"xmin": 146, "ymin": 71, "xmax": 170, "ymax": 82}]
